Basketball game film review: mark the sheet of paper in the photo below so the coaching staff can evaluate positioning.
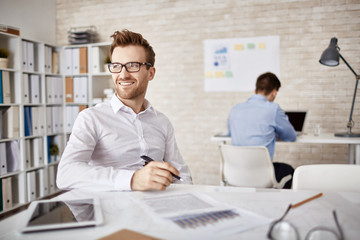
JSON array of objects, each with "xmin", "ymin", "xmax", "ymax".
[{"xmin": 131, "ymin": 192, "xmax": 271, "ymax": 239}]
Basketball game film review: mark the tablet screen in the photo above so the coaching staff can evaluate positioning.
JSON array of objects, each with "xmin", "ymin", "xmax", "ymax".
[{"xmin": 22, "ymin": 198, "xmax": 103, "ymax": 233}]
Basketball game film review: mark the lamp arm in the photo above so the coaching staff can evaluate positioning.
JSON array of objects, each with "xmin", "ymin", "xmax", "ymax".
[
  {"xmin": 339, "ymin": 54, "xmax": 360, "ymax": 134},
  {"xmin": 339, "ymin": 54, "xmax": 359, "ymax": 78}
]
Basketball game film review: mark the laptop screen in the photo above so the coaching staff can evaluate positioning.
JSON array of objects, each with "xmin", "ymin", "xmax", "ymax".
[{"xmin": 285, "ymin": 111, "xmax": 307, "ymax": 132}]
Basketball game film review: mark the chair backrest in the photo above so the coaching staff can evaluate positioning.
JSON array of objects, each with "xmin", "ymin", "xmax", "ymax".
[
  {"xmin": 219, "ymin": 144, "xmax": 275, "ymax": 188},
  {"xmin": 292, "ymin": 164, "xmax": 360, "ymax": 192}
]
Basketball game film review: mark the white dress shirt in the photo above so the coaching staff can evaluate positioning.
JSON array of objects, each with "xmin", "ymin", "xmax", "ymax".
[{"xmin": 57, "ymin": 94, "xmax": 192, "ymax": 191}]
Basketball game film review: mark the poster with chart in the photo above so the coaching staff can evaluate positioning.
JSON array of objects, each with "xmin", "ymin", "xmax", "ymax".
[{"xmin": 204, "ymin": 36, "xmax": 280, "ymax": 92}]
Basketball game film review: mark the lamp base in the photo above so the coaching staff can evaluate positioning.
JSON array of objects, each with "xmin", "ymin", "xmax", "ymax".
[{"xmin": 334, "ymin": 132, "xmax": 360, "ymax": 137}]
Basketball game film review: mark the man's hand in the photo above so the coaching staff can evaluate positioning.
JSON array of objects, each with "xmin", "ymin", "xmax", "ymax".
[{"xmin": 131, "ymin": 161, "xmax": 180, "ymax": 191}]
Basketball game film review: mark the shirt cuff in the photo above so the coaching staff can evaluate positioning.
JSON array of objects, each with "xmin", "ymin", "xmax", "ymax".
[{"xmin": 114, "ymin": 170, "xmax": 136, "ymax": 191}]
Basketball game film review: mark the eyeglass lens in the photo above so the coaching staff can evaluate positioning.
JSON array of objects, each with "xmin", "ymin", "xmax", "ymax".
[{"xmin": 270, "ymin": 221, "xmax": 340, "ymax": 240}]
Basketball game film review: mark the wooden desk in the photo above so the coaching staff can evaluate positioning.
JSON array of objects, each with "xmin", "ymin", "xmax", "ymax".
[
  {"xmin": 211, "ymin": 133, "xmax": 360, "ymax": 165},
  {"xmin": 1, "ymin": 184, "xmax": 360, "ymax": 240}
]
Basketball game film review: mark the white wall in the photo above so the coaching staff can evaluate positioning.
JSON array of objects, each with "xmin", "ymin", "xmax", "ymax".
[{"xmin": 0, "ymin": 0, "xmax": 56, "ymax": 44}]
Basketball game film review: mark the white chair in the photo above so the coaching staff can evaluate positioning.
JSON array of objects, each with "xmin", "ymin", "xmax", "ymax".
[
  {"xmin": 218, "ymin": 144, "xmax": 292, "ymax": 188},
  {"xmin": 292, "ymin": 164, "xmax": 360, "ymax": 192}
]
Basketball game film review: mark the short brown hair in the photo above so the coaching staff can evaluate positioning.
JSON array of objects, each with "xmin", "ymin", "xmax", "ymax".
[
  {"xmin": 109, "ymin": 29, "xmax": 155, "ymax": 67},
  {"xmin": 255, "ymin": 72, "xmax": 281, "ymax": 95}
]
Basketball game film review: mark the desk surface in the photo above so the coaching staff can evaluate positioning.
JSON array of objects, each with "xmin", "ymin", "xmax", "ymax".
[
  {"xmin": 211, "ymin": 133, "xmax": 360, "ymax": 144},
  {"xmin": 1, "ymin": 184, "xmax": 360, "ymax": 240}
]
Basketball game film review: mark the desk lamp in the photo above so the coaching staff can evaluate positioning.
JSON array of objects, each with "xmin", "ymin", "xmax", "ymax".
[{"xmin": 319, "ymin": 37, "xmax": 360, "ymax": 137}]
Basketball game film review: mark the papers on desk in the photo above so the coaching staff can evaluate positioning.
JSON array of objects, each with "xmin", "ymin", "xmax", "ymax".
[{"xmin": 131, "ymin": 192, "xmax": 271, "ymax": 239}]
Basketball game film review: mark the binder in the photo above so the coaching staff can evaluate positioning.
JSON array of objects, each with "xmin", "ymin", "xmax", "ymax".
[
  {"xmin": 92, "ymin": 46, "xmax": 100, "ymax": 73},
  {"xmin": 44, "ymin": 46, "xmax": 49, "ymax": 73},
  {"xmin": 52, "ymin": 51, "xmax": 59, "ymax": 74},
  {"xmin": 22, "ymin": 73, "xmax": 30, "ymax": 103},
  {"xmin": 79, "ymin": 47, "xmax": 88, "ymax": 73},
  {"xmin": 0, "ymin": 178, "xmax": 2, "ymax": 211},
  {"xmin": 53, "ymin": 77, "xmax": 63, "ymax": 104},
  {"xmin": 24, "ymin": 107, "xmax": 33, "ymax": 136},
  {"xmin": 25, "ymin": 139, "xmax": 31, "ymax": 169},
  {"xmin": 65, "ymin": 48, "xmax": 73, "ymax": 75},
  {"xmin": 72, "ymin": 48, "xmax": 80, "ymax": 75},
  {"xmin": 51, "ymin": 106, "xmax": 59, "ymax": 133},
  {"xmin": 6, "ymin": 141, "xmax": 20, "ymax": 172},
  {"xmin": 73, "ymin": 77, "xmax": 81, "ymax": 103},
  {"xmin": 0, "ymin": 143, "xmax": 7, "ymax": 175},
  {"xmin": 22, "ymin": 41, "xmax": 28, "ymax": 71},
  {"xmin": 26, "ymin": 171, "xmax": 36, "ymax": 201},
  {"xmin": 32, "ymin": 138, "xmax": 43, "ymax": 167},
  {"xmin": 2, "ymin": 178, "xmax": 7, "ymax": 210},
  {"xmin": 48, "ymin": 165, "xmax": 56, "ymax": 193},
  {"xmin": 37, "ymin": 107, "xmax": 45, "ymax": 135},
  {"xmin": 30, "ymin": 74, "xmax": 40, "ymax": 104},
  {"xmin": 31, "ymin": 107, "xmax": 39, "ymax": 136},
  {"xmin": 65, "ymin": 106, "xmax": 73, "ymax": 133},
  {"xmin": 37, "ymin": 168, "xmax": 48, "ymax": 197},
  {"xmin": 80, "ymin": 76, "xmax": 88, "ymax": 103},
  {"xmin": 2, "ymin": 71, "xmax": 11, "ymax": 104},
  {"xmin": 5, "ymin": 177, "xmax": 12, "ymax": 209},
  {"xmin": 3, "ymin": 106, "xmax": 20, "ymax": 138},
  {"xmin": 45, "ymin": 76, "xmax": 52, "ymax": 104},
  {"xmin": 46, "ymin": 107, "xmax": 52, "ymax": 134},
  {"xmin": 47, "ymin": 46, "xmax": 52, "ymax": 73},
  {"xmin": 27, "ymin": 41, "xmax": 35, "ymax": 72},
  {"xmin": 65, "ymin": 77, "xmax": 74, "ymax": 102},
  {"xmin": 0, "ymin": 70, "xmax": 2, "ymax": 103}
]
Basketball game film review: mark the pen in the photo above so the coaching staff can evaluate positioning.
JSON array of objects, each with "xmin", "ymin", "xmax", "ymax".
[{"xmin": 140, "ymin": 155, "xmax": 184, "ymax": 181}]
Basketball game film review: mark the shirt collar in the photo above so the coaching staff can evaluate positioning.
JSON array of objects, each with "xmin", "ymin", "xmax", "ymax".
[
  {"xmin": 249, "ymin": 94, "xmax": 267, "ymax": 102},
  {"xmin": 110, "ymin": 93, "xmax": 157, "ymax": 115}
]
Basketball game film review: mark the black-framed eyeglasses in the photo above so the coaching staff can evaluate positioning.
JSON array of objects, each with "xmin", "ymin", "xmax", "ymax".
[
  {"xmin": 267, "ymin": 201, "xmax": 344, "ymax": 240},
  {"xmin": 107, "ymin": 62, "xmax": 152, "ymax": 73}
]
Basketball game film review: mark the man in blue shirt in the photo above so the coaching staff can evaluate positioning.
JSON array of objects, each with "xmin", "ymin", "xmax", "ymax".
[{"xmin": 227, "ymin": 72, "xmax": 296, "ymax": 188}]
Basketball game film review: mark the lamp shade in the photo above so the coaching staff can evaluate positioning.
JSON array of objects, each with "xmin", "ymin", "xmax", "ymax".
[{"xmin": 319, "ymin": 37, "xmax": 340, "ymax": 66}]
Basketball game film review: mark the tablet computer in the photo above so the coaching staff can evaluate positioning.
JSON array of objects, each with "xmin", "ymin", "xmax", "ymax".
[{"xmin": 21, "ymin": 198, "xmax": 103, "ymax": 233}]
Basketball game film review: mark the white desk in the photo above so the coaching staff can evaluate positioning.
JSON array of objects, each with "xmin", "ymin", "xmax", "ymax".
[
  {"xmin": 1, "ymin": 184, "xmax": 360, "ymax": 240},
  {"xmin": 211, "ymin": 133, "xmax": 360, "ymax": 165}
]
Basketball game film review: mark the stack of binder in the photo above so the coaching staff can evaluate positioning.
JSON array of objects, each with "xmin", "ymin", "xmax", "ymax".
[{"xmin": 68, "ymin": 26, "xmax": 98, "ymax": 44}]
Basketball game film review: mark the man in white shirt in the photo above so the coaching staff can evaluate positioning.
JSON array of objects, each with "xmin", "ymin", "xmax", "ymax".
[{"xmin": 57, "ymin": 29, "xmax": 192, "ymax": 191}]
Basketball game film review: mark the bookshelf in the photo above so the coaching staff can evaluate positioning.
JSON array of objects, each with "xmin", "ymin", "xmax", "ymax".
[
  {"xmin": 0, "ymin": 31, "xmax": 114, "ymax": 214},
  {"xmin": 0, "ymin": 31, "xmax": 66, "ymax": 214}
]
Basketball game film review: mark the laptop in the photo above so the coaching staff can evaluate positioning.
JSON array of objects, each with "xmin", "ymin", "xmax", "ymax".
[{"xmin": 285, "ymin": 111, "xmax": 307, "ymax": 135}]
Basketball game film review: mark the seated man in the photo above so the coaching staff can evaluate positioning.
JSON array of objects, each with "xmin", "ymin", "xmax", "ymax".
[
  {"xmin": 57, "ymin": 29, "xmax": 192, "ymax": 191},
  {"xmin": 227, "ymin": 72, "xmax": 296, "ymax": 188}
]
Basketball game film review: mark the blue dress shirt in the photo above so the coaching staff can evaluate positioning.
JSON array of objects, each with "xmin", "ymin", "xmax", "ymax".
[{"xmin": 227, "ymin": 94, "xmax": 296, "ymax": 159}]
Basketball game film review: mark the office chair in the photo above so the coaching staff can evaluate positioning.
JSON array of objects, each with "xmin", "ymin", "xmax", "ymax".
[
  {"xmin": 292, "ymin": 164, "xmax": 360, "ymax": 192},
  {"xmin": 218, "ymin": 144, "xmax": 292, "ymax": 188}
]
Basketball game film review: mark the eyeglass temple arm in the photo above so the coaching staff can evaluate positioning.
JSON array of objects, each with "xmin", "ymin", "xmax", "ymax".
[{"xmin": 333, "ymin": 210, "xmax": 344, "ymax": 240}]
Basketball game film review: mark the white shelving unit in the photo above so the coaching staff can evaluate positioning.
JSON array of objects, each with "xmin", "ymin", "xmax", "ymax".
[{"xmin": 0, "ymin": 31, "xmax": 114, "ymax": 214}]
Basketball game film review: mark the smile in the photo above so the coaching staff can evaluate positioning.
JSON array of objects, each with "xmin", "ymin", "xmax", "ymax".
[{"xmin": 119, "ymin": 82, "xmax": 135, "ymax": 86}]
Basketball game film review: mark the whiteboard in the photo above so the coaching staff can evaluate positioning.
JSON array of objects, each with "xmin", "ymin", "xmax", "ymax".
[{"xmin": 204, "ymin": 36, "xmax": 280, "ymax": 92}]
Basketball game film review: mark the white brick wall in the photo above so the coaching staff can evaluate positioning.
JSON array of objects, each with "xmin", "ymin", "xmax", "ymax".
[{"xmin": 56, "ymin": 0, "xmax": 360, "ymax": 185}]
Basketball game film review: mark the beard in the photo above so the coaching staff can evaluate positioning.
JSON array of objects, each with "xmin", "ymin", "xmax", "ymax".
[{"xmin": 115, "ymin": 76, "xmax": 148, "ymax": 100}]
